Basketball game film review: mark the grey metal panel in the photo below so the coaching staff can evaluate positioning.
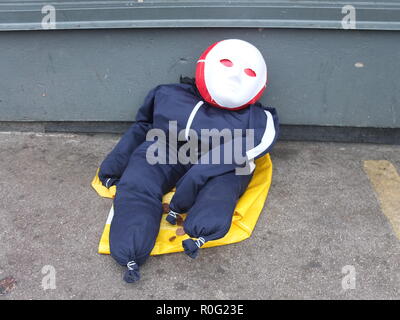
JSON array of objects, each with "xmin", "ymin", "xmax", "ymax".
[
  {"xmin": 0, "ymin": 27, "xmax": 399, "ymax": 127},
  {"xmin": 1, "ymin": 1, "xmax": 400, "ymax": 31}
]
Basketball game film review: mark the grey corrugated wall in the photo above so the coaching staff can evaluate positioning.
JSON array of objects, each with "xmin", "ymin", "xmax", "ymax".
[{"xmin": 0, "ymin": 27, "xmax": 399, "ymax": 128}]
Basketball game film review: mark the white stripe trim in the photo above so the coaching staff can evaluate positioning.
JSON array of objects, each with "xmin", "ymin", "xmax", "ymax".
[
  {"xmin": 106, "ymin": 205, "xmax": 114, "ymax": 225},
  {"xmin": 248, "ymin": 159, "xmax": 256, "ymax": 173},
  {"xmin": 246, "ymin": 110, "xmax": 276, "ymax": 160},
  {"xmin": 185, "ymin": 101, "xmax": 204, "ymax": 141},
  {"xmin": 197, "ymin": 59, "xmax": 205, "ymax": 63}
]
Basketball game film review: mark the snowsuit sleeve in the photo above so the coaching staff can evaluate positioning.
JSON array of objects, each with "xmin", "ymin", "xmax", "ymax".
[
  {"xmin": 245, "ymin": 106, "xmax": 280, "ymax": 168},
  {"xmin": 98, "ymin": 87, "xmax": 158, "ymax": 187},
  {"xmin": 168, "ymin": 106, "xmax": 279, "ymax": 219}
]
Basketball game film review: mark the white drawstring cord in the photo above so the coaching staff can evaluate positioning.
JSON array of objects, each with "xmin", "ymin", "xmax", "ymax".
[
  {"xmin": 168, "ymin": 210, "xmax": 179, "ymax": 219},
  {"xmin": 105, "ymin": 178, "xmax": 111, "ymax": 187},
  {"xmin": 127, "ymin": 261, "xmax": 136, "ymax": 270},
  {"xmin": 195, "ymin": 237, "xmax": 206, "ymax": 248}
]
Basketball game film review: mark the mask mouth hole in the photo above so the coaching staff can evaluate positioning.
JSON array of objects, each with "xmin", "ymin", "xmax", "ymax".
[
  {"xmin": 244, "ymin": 68, "xmax": 257, "ymax": 77},
  {"xmin": 220, "ymin": 59, "xmax": 233, "ymax": 67}
]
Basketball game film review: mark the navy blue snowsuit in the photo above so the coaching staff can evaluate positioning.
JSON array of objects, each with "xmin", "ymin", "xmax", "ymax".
[{"xmin": 98, "ymin": 83, "xmax": 279, "ymax": 282}]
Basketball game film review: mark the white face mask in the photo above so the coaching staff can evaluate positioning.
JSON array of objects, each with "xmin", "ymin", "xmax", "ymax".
[{"xmin": 196, "ymin": 39, "xmax": 267, "ymax": 109}]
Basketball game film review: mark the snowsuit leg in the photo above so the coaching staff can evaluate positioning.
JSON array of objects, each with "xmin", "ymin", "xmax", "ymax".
[
  {"xmin": 109, "ymin": 142, "xmax": 187, "ymax": 282},
  {"xmin": 182, "ymin": 171, "xmax": 253, "ymax": 258}
]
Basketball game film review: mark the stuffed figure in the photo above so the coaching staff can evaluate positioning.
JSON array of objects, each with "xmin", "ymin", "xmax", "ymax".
[{"xmin": 97, "ymin": 39, "xmax": 279, "ymax": 283}]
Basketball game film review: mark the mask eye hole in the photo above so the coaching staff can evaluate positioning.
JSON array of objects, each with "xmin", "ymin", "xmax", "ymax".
[
  {"xmin": 220, "ymin": 59, "xmax": 233, "ymax": 67},
  {"xmin": 244, "ymin": 68, "xmax": 256, "ymax": 77}
]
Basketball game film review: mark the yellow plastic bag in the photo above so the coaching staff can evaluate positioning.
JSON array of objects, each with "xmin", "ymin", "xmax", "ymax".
[{"xmin": 92, "ymin": 154, "xmax": 273, "ymax": 255}]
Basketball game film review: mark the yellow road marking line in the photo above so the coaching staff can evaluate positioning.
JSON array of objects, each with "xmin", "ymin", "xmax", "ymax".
[{"xmin": 363, "ymin": 160, "xmax": 400, "ymax": 239}]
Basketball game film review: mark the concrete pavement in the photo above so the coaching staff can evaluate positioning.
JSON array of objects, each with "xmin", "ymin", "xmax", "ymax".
[{"xmin": 0, "ymin": 131, "xmax": 399, "ymax": 299}]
